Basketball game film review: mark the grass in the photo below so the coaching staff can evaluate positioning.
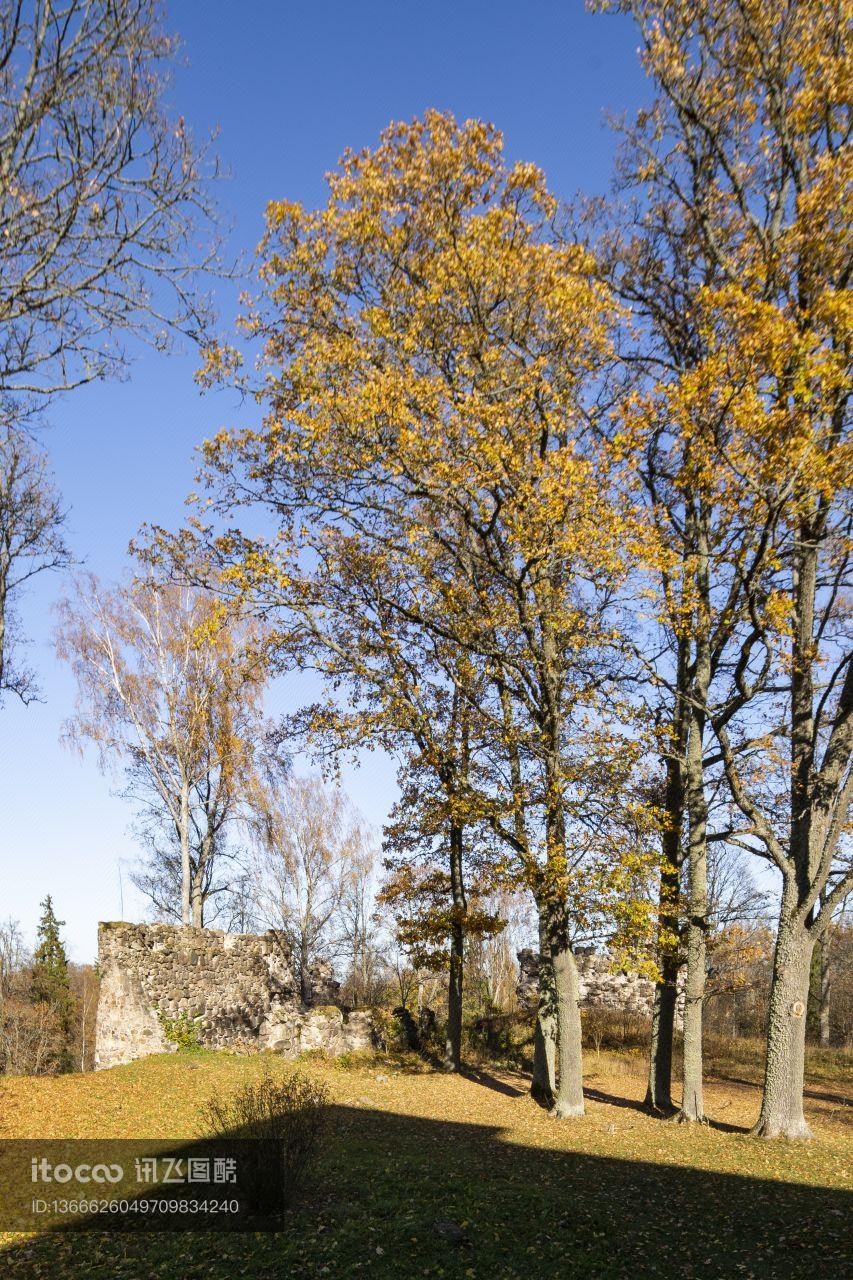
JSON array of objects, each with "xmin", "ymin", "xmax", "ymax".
[{"xmin": 0, "ymin": 1043, "xmax": 850, "ymax": 1279}]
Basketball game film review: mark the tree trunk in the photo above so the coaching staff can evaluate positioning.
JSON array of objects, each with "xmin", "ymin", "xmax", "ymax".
[
  {"xmin": 551, "ymin": 941, "xmax": 584, "ymax": 1118},
  {"xmin": 191, "ymin": 833, "xmax": 213, "ymax": 928},
  {"xmin": 818, "ymin": 933, "xmax": 831, "ymax": 1048},
  {"xmin": 191, "ymin": 876, "xmax": 204, "ymax": 928},
  {"xmin": 299, "ymin": 934, "xmax": 310, "ymax": 1006},
  {"xmin": 531, "ymin": 907, "xmax": 556, "ymax": 1105},
  {"xmin": 679, "ymin": 501, "xmax": 710, "ymax": 1124},
  {"xmin": 444, "ymin": 820, "xmax": 466, "ymax": 1071},
  {"xmin": 680, "ymin": 722, "xmax": 708, "ymax": 1123},
  {"xmin": 547, "ymin": 900, "xmax": 584, "ymax": 1118},
  {"xmin": 752, "ymin": 523, "xmax": 817, "ymax": 1138},
  {"xmin": 179, "ymin": 780, "xmax": 191, "ymax": 926},
  {"xmin": 753, "ymin": 908, "xmax": 814, "ymax": 1139},
  {"xmin": 646, "ymin": 952, "xmax": 679, "ymax": 1114},
  {"xmin": 645, "ymin": 742, "xmax": 684, "ymax": 1114}
]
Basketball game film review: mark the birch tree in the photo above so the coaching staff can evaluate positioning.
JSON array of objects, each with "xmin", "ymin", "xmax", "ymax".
[
  {"xmin": 248, "ymin": 773, "xmax": 373, "ymax": 1005},
  {"xmin": 57, "ymin": 575, "xmax": 272, "ymax": 926}
]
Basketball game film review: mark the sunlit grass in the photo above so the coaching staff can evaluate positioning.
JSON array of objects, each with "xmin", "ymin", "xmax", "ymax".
[{"xmin": 0, "ymin": 1044, "xmax": 849, "ymax": 1278}]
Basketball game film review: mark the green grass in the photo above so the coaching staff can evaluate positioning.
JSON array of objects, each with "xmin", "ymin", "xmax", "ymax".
[{"xmin": 0, "ymin": 1046, "xmax": 850, "ymax": 1279}]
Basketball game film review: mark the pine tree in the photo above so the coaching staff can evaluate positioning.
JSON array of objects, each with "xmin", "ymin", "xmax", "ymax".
[{"xmin": 31, "ymin": 896, "xmax": 75, "ymax": 1067}]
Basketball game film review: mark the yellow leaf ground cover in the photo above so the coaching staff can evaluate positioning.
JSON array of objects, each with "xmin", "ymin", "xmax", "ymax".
[{"xmin": 0, "ymin": 1045, "xmax": 849, "ymax": 1278}]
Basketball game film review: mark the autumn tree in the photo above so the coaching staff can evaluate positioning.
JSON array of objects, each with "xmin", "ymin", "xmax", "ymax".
[
  {"xmin": 161, "ymin": 418, "xmax": 510, "ymax": 1070},
  {"xmin": 599, "ymin": 0, "xmax": 852, "ymax": 1136},
  {"xmin": 184, "ymin": 112, "xmax": 659, "ymax": 1115},
  {"xmin": 247, "ymin": 772, "xmax": 374, "ymax": 1004},
  {"xmin": 57, "ymin": 575, "xmax": 274, "ymax": 926}
]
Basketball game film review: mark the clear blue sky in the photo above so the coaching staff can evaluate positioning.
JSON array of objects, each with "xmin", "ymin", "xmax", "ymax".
[{"xmin": 1, "ymin": 1, "xmax": 650, "ymax": 961}]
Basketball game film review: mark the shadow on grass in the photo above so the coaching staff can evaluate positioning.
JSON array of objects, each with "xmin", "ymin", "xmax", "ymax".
[
  {"xmin": 582, "ymin": 1087, "xmax": 750, "ymax": 1134},
  {"xmin": 458, "ymin": 1065, "xmax": 526, "ymax": 1098},
  {"xmin": 710, "ymin": 1073, "xmax": 852, "ymax": 1112},
  {"xmin": 1, "ymin": 1103, "xmax": 850, "ymax": 1280}
]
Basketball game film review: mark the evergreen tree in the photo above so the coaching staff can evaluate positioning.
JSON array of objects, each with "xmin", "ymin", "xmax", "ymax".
[{"xmin": 31, "ymin": 896, "xmax": 75, "ymax": 1066}]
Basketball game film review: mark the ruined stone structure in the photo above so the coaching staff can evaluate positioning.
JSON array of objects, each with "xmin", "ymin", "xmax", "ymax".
[
  {"xmin": 516, "ymin": 948, "xmax": 685, "ymax": 1025},
  {"xmin": 95, "ymin": 922, "xmax": 373, "ymax": 1070}
]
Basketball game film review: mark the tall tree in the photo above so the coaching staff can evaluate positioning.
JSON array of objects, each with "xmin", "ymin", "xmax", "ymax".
[
  {"xmin": 600, "ymin": 0, "xmax": 852, "ymax": 1137},
  {"xmin": 0, "ymin": 0, "xmax": 220, "ymax": 407},
  {"xmin": 30, "ymin": 894, "xmax": 74, "ymax": 1067},
  {"xmin": 0, "ymin": 0, "xmax": 222, "ymax": 697},
  {"xmin": 188, "ymin": 112, "xmax": 658, "ymax": 1114},
  {"xmin": 57, "ymin": 576, "xmax": 273, "ymax": 926}
]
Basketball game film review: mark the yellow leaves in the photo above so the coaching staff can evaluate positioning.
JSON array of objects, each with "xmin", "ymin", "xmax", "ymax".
[
  {"xmin": 761, "ymin": 589, "xmax": 793, "ymax": 638},
  {"xmin": 195, "ymin": 342, "xmax": 242, "ymax": 389},
  {"xmin": 265, "ymin": 198, "xmax": 304, "ymax": 231}
]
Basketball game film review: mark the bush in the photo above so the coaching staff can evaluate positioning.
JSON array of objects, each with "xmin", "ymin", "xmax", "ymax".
[
  {"xmin": 0, "ymin": 998, "xmax": 66, "ymax": 1075},
  {"xmin": 371, "ymin": 1006, "xmax": 413, "ymax": 1053},
  {"xmin": 581, "ymin": 1005, "xmax": 650, "ymax": 1054},
  {"xmin": 200, "ymin": 1070, "xmax": 329, "ymax": 1205},
  {"xmin": 464, "ymin": 1012, "xmax": 519, "ymax": 1065},
  {"xmin": 156, "ymin": 1008, "xmax": 202, "ymax": 1052}
]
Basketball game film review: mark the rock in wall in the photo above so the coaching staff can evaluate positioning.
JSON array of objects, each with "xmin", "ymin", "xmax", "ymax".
[
  {"xmin": 516, "ymin": 947, "xmax": 685, "ymax": 1026},
  {"xmin": 94, "ymin": 922, "xmax": 373, "ymax": 1070}
]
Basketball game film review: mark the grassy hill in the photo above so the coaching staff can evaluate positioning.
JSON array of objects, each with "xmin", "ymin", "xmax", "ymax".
[{"xmin": 0, "ymin": 1044, "xmax": 850, "ymax": 1279}]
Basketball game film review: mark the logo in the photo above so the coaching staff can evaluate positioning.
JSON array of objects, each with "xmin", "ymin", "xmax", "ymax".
[{"xmin": 31, "ymin": 1158, "xmax": 123, "ymax": 1184}]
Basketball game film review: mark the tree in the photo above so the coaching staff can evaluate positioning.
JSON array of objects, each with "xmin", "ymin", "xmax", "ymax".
[
  {"xmin": 381, "ymin": 751, "xmax": 506, "ymax": 1069},
  {"xmin": 69, "ymin": 962, "xmax": 99, "ymax": 1072},
  {"xmin": 599, "ymin": 0, "xmax": 852, "ymax": 1137},
  {"xmin": 57, "ymin": 575, "xmax": 273, "ymax": 926},
  {"xmin": 0, "ymin": 916, "xmax": 27, "ymax": 1002},
  {"xmin": 336, "ymin": 842, "xmax": 387, "ymax": 1009},
  {"xmin": 288, "ymin": 573, "xmax": 498, "ymax": 1072},
  {"xmin": 247, "ymin": 773, "xmax": 372, "ymax": 1004},
  {"xmin": 0, "ymin": 428, "xmax": 69, "ymax": 701},
  {"xmin": 186, "ymin": 112, "xmax": 660, "ymax": 1116},
  {"xmin": 30, "ymin": 894, "xmax": 74, "ymax": 1067},
  {"xmin": 0, "ymin": 0, "xmax": 220, "ymax": 408},
  {"xmin": 0, "ymin": 0, "xmax": 222, "ymax": 703}
]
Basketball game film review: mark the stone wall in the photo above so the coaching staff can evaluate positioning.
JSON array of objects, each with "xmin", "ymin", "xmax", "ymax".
[
  {"xmin": 516, "ymin": 948, "xmax": 685, "ymax": 1025},
  {"xmin": 95, "ymin": 922, "xmax": 373, "ymax": 1070}
]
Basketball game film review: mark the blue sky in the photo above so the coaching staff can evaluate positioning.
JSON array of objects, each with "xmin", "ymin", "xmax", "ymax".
[{"xmin": 1, "ymin": 1, "xmax": 651, "ymax": 960}]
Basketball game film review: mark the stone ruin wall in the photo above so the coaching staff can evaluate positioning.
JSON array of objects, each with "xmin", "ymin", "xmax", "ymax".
[
  {"xmin": 516, "ymin": 948, "xmax": 685, "ymax": 1026},
  {"xmin": 94, "ymin": 922, "xmax": 373, "ymax": 1070},
  {"xmin": 95, "ymin": 925, "xmax": 686, "ymax": 1071}
]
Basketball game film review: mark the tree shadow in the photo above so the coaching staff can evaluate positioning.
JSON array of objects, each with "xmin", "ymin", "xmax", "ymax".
[
  {"xmin": 582, "ymin": 1085, "xmax": 650, "ymax": 1115},
  {"xmin": 458, "ymin": 1065, "xmax": 526, "ymax": 1097},
  {"xmin": 711, "ymin": 1073, "xmax": 852, "ymax": 1112},
  {"xmin": 0, "ymin": 1103, "xmax": 849, "ymax": 1279},
  {"xmin": 580, "ymin": 1085, "xmax": 749, "ymax": 1133}
]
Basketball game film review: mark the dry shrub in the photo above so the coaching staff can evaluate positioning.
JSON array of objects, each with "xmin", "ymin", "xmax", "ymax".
[
  {"xmin": 200, "ymin": 1069, "xmax": 329, "ymax": 1205},
  {"xmin": 371, "ymin": 1006, "xmax": 415, "ymax": 1053},
  {"xmin": 0, "ymin": 998, "xmax": 66, "ymax": 1075},
  {"xmin": 581, "ymin": 1005, "xmax": 650, "ymax": 1055}
]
